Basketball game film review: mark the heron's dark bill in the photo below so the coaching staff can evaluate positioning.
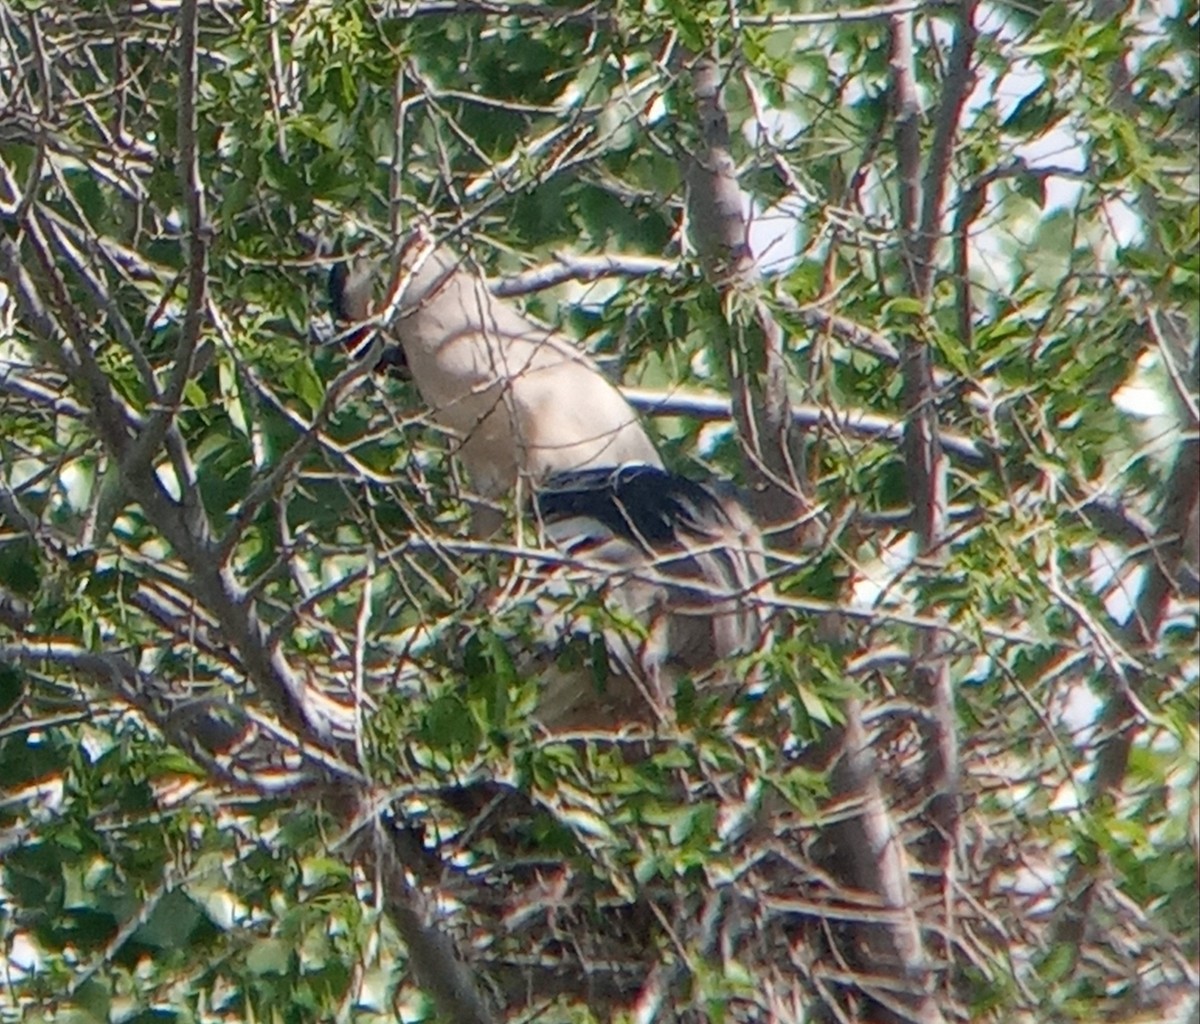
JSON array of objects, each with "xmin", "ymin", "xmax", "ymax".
[{"xmin": 327, "ymin": 258, "xmax": 412, "ymax": 379}]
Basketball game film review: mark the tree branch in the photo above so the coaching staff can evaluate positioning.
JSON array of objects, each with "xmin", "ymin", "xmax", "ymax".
[
  {"xmin": 0, "ymin": 641, "xmax": 365, "ymax": 792},
  {"xmin": 915, "ymin": 0, "xmax": 978, "ymax": 298},
  {"xmin": 216, "ymin": 349, "xmax": 382, "ymax": 565},
  {"xmin": 385, "ymin": 0, "xmax": 950, "ymax": 25},
  {"xmin": 375, "ymin": 817, "xmax": 496, "ymax": 1024},
  {"xmin": 784, "ymin": 297, "xmax": 902, "ymax": 364},
  {"xmin": 684, "ymin": 56, "xmax": 810, "ymax": 545},
  {"xmin": 1049, "ymin": 0, "xmax": 1199, "ymax": 949},
  {"xmin": 827, "ymin": 701, "xmax": 947, "ymax": 1024},
  {"xmin": 490, "ymin": 254, "xmax": 908, "ymax": 372},
  {"xmin": 890, "ymin": 12, "xmax": 922, "ymax": 263},
  {"xmin": 1054, "ymin": 421, "xmax": 1199, "ymax": 951},
  {"xmin": 891, "ymin": 0, "xmax": 978, "ymax": 958},
  {"xmin": 739, "ymin": 0, "xmax": 953, "ymax": 25},
  {"xmin": 124, "ymin": 0, "xmax": 209, "ymax": 474},
  {"xmin": 489, "ymin": 252, "xmax": 683, "ymax": 296},
  {"xmin": 622, "ymin": 386, "xmax": 986, "ymax": 463},
  {"xmin": 0, "ymin": 226, "xmax": 352, "ymax": 766}
]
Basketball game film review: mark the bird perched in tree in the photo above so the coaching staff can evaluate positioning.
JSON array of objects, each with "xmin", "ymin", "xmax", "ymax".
[{"xmin": 327, "ymin": 230, "xmax": 772, "ymax": 729}]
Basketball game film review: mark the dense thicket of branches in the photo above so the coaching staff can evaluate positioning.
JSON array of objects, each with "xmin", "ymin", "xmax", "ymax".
[{"xmin": 0, "ymin": 1, "xmax": 1196, "ymax": 1022}]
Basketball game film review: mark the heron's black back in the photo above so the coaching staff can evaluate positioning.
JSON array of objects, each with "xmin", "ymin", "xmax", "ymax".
[{"xmin": 535, "ymin": 465, "xmax": 737, "ymax": 551}]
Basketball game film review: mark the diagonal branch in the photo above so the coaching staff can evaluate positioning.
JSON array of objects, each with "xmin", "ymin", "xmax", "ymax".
[
  {"xmin": 0, "ymin": 212, "xmax": 137, "ymax": 443},
  {"xmin": 914, "ymin": 0, "xmax": 979, "ymax": 298},
  {"xmin": 373, "ymin": 817, "xmax": 496, "ymax": 1024},
  {"xmin": 216, "ymin": 348, "xmax": 383, "ymax": 565}
]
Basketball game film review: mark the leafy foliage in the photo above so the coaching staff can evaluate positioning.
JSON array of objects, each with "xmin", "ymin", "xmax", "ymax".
[{"xmin": 0, "ymin": 0, "xmax": 1196, "ymax": 1022}]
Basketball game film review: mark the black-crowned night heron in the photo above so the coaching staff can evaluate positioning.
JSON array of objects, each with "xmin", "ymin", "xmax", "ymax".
[{"xmin": 329, "ymin": 234, "xmax": 772, "ymax": 729}]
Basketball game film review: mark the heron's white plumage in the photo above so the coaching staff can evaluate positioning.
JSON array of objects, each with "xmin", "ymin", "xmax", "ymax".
[{"xmin": 385, "ymin": 246, "xmax": 662, "ymax": 505}]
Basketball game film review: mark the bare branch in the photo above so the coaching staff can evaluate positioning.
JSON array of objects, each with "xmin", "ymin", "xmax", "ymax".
[
  {"xmin": 489, "ymin": 252, "xmax": 682, "ymax": 296},
  {"xmin": 216, "ymin": 346, "xmax": 383, "ymax": 565},
  {"xmin": 739, "ymin": 0, "xmax": 953, "ymax": 25},
  {"xmin": 491, "ymin": 255, "xmax": 906, "ymax": 372},
  {"xmin": 0, "ymin": 226, "xmax": 137, "ymax": 452},
  {"xmin": 1048, "ymin": 0, "xmax": 1200, "ymax": 949},
  {"xmin": 0, "ymin": 364, "xmax": 91, "ymax": 420},
  {"xmin": 0, "ymin": 641, "xmax": 301, "ymax": 793},
  {"xmin": 383, "ymin": 0, "xmax": 950, "ymax": 25},
  {"xmin": 125, "ymin": 0, "xmax": 209, "ymax": 473},
  {"xmin": 1056, "ymin": 425, "xmax": 1200, "ymax": 949},
  {"xmin": 891, "ymin": 0, "xmax": 979, "ymax": 939},
  {"xmin": 827, "ymin": 701, "xmax": 948, "ymax": 1024},
  {"xmin": 1149, "ymin": 307, "xmax": 1200, "ymax": 426},
  {"xmin": 622, "ymin": 386, "xmax": 986, "ymax": 463},
  {"xmin": 914, "ymin": 0, "xmax": 978, "ymax": 298},
  {"xmin": 684, "ymin": 56, "xmax": 810, "ymax": 544},
  {"xmin": 384, "ymin": 0, "xmax": 607, "ymax": 24},
  {"xmin": 783, "ymin": 297, "xmax": 902, "ymax": 364},
  {"xmin": 375, "ymin": 818, "xmax": 496, "ymax": 1024},
  {"xmin": 890, "ymin": 12, "xmax": 922, "ymax": 256},
  {"xmin": 0, "ymin": 227, "xmax": 352, "ymax": 765}
]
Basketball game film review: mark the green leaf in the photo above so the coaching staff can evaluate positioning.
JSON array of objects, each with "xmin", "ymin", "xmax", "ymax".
[
  {"xmin": 422, "ymin": 695, "xmax": 481, "ymax": 754},
  {"xmin": 932, "ymin": 328, "xmax": 972, "ymax": 376},
  {"xmin": 0, "ymin": 664, "xmax": 22, "ymax": 716},
  {"xmin": 286, "ymin": 358, "xmax": 327, "ymax": 416},
  {"xmin": 0, "ymin": 539, "xmax": 41, "ymax": 597},
  {"xmin": 246, "ymin": 937, "xmax": 292, "ymax": 976},
  {"xmin": 882, "ymin": 296, "xmax": 926, "ymax": 320},
  {"xmin": 1001, "ymin": 84, "xmax": 1061, "ymax": 135},
  {"xmin": 217, "ymin": 356, "xmax": 249, "ymax": 437},
  {"xmin": 1014, "ymin": 172, "xmax": 1048, "ymax": 209}
]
